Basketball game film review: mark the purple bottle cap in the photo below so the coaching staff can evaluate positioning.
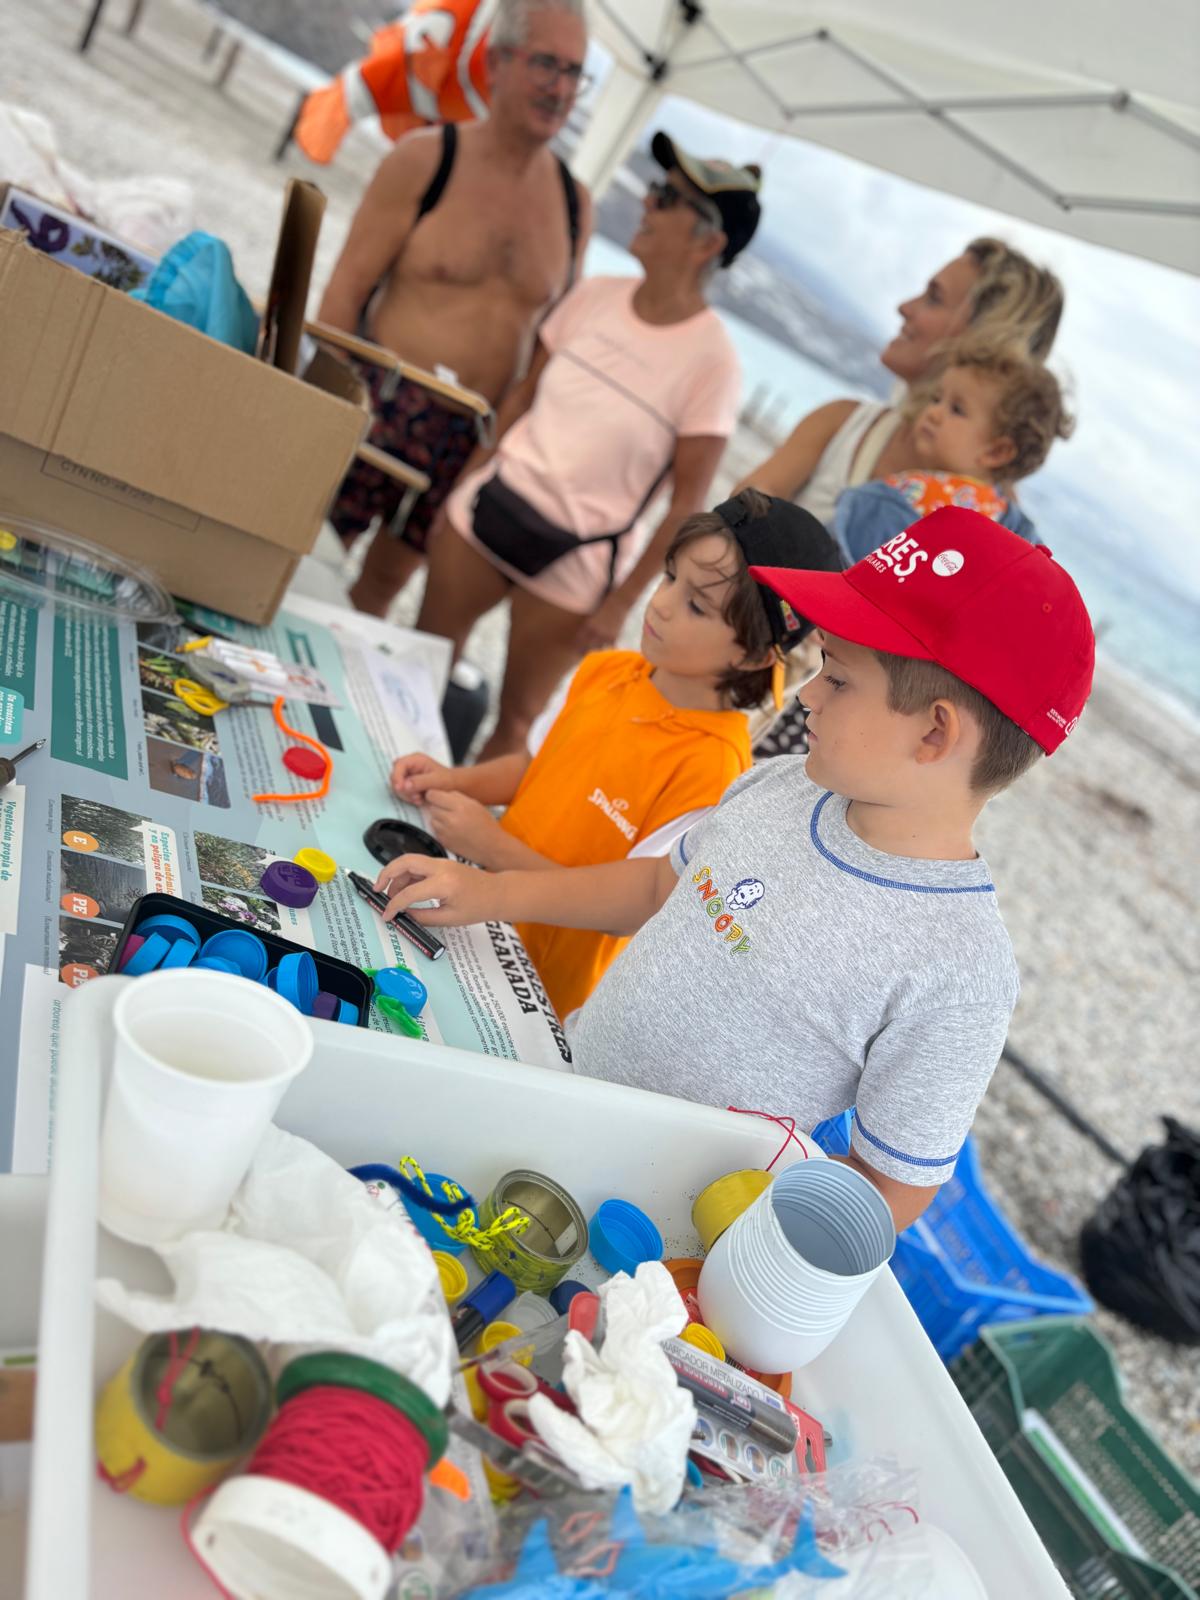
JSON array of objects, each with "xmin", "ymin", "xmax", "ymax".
[
  {"xmin": 260, "ymin": 860, "xmax": 318, "ymax": 909},
  {"xmin": 312, "ymin": 991, "xmax": 339, "ymax": 1021}
]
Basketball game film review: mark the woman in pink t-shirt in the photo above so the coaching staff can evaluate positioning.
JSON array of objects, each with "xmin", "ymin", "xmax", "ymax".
[{"xmin": 414, "ymin": 133, "xmax": 762, "ymax": 758}]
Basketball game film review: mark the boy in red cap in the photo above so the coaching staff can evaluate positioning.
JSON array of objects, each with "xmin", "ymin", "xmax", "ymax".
[{"xmin": 376, "ymin": 507, "xmax": 1095, "ymax": 1226}]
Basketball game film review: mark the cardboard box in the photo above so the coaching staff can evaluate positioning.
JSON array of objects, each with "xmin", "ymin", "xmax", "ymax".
[
  {"xmin": 0, "ymin": 184, "xmax": 368, "ymax": 624},
  {"xmin": 0, "ymin": 183, "xmax": 158, "ymax": 293}
]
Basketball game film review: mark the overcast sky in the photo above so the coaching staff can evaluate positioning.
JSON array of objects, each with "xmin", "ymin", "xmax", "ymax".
[{"xmin": 648, "ymin": 96, "xmax": 1200, "ymax": 603}]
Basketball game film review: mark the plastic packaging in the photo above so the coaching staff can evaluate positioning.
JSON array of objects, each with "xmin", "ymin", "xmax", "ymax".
[
  {"xmin": 461, "ymin": 1462, "xmax": 931, "ymax": 1597},
  {"xmin": 98, "ymin": 969, "xmax": 312, "ymax": 1244}
]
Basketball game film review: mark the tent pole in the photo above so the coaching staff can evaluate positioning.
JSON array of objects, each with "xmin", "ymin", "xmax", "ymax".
[{"xmin": 572, "ymin": 65, "xmax": 665, "ymax": 195}]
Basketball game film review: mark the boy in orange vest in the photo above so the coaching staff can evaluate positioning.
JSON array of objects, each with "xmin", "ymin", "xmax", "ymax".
[{"xmin": 390, "ymin": 489, "xmax": 841, "ymax": 1019}]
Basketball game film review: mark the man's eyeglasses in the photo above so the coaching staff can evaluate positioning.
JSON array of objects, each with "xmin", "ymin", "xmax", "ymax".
[
  {"xmin": 647, "ymin": 179, "xmax": 720, "ymax": 228},
  {"xmin": 501, "ymin": 47, "xmax": 593, "ymax": 96}
]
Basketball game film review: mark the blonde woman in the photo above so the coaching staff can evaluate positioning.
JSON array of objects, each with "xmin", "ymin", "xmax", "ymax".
[{"xmin": 740, "ymin": 238, "xmax": 1064, "ymax": 754}]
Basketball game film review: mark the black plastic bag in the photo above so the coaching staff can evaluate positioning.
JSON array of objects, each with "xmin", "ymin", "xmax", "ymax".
[{"xmin": 1080, "ymin": 1118, "xmax": 1200, "ymax": 1344}]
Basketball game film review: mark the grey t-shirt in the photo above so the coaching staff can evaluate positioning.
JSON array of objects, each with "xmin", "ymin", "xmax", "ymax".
[{"xmin": 569, "ymin": 761, "xmax": 1018, "ymax": 1185}]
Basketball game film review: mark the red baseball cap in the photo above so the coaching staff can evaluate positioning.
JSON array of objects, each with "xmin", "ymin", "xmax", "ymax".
[{"xmin": 750, "ymin": 506, "xmax": 1095, "ymax": 754}]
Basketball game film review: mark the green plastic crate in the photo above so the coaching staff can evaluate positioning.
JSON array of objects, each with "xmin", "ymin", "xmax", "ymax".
[{"xmin": 952, "ymin": 1319, "xmax": 1200, "ymax": 1599}]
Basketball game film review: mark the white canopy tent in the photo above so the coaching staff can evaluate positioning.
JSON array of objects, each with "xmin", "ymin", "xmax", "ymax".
[{"xmin": 574, "ymin": 0, "xmax": 1200, "ymax": 275}]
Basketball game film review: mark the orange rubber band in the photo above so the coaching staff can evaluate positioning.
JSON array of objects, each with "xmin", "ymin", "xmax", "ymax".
[{"xmin": 252, "ymin": 696, "xmax": 333, "ymax": 805}]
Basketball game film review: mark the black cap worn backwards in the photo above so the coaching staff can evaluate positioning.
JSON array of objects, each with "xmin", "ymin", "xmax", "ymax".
[
  {"xmin": 651, "ymin": 131, "xmax": 763, "ymax": 267},
  {"xmin": 715, "ymin": 493, "xmax": 844, "ymax": 652}
]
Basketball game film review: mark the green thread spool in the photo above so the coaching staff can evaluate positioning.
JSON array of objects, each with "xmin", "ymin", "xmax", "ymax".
[{"xmin": 470, "ymin": 1169, "xmax": 587, "ymax": 1294}]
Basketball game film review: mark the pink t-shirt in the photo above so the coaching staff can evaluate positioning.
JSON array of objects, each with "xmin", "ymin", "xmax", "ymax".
[{"xmin": 445, "ymin": 276, "xmax": 741, "ymax": 612}]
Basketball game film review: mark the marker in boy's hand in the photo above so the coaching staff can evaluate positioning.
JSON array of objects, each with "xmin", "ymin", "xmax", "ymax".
[{"xmin": 375, "ymin": 855, "xmax": 501, "ymax": 927}]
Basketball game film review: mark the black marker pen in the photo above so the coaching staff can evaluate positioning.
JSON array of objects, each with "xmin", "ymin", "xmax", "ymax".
[{"xmin": 345, "ymin": 869, "xmax": 446, "ymax": 962}]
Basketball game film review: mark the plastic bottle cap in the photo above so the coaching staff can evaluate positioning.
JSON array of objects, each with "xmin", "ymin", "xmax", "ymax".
[
  {"xmin": 337, "ymin": 999, "xmax": 360, "ymax": 1026},
  {"xmin": 293, "ymin": 846, "xmax": 337, "ymax": 882},
  {"xmin": 680, "ymin": 1323, "xmax": 726, "ymax": 1361},
  {"xmin": 663, "ymin": 1257, "xmax": 704, "ymax": 1298},
  {"xmin": 432, "ymin": 1251, "xmax": 469, "ymax": 1303},
  {"xmin": 282, "ymin": 746, "xmax": 329, "ymax": 781},
  {"xmin": 692, "ymin": 1169, "xmax": 774, "ymax": 1252},
  {"xmin": 548, "ymin": 1279, "xmax": 590, "ymax": 1316},
  {"xmin": 588, "ymin": 1200, "xmax": 664, "ymax": 1277},
  {"xmin": 373, "ymin": 966, "xmax": 428, "ymax": 1015},
  {"xmin": 160, "ymin": 938, "xmax": 197, "ymax": 970},
  {"xmin": 193, "ymin": 1474, "xmax": 390, "ymax": 1600},
  {"xmin": 260, "ymin": 861, "xmax": 318, "ymax": 909},
  {"xmin": 311, "ymin": 991, "xmax": 339, "ymax": 1021},
  {"xmin": 461, "ymin": 1270, "xmax": 515, "ymax": 1324},
  {"xmin": 275, "ymin": 951, "xmax": 318, "ymax": 1014},
  {"xmin": 121, "ymin": 931, "xmax": 170, "ymax": 975},
  {"xmin": 135, "ymin": 913, "xmax": 201, "ymax": 947},
  {"xmin": 479, "ymin": 1320, "xmax": 524, "ymax": 1356},
  {"xmin": 199, "ymin": 929, "xmax": 268, "ymax": 981},
  {"xmin": 116, "ymin": 935, "xmax": 146, "ymax": 971},
  {"xmin": 194, "ymin": 956, "xmax": 240, "ymax": 975}
]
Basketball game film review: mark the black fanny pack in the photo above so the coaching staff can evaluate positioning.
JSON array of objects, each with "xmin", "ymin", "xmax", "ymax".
[{"xmin": 472, "ymin": 469, "xmax": 668, "ymax": 592}]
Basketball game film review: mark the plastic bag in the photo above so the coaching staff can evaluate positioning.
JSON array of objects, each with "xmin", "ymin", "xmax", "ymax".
[
  {"xmin": 1080, "ymin": 1117, "xmax": 1200, "ymax": 1344},
  {"xmin": 452, "ymin": 1461, "xmax": 939, "ymax": 1597}
]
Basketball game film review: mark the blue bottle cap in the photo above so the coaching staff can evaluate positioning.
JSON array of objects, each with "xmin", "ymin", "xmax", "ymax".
[
  {"xmin": 199, "ymin": 929, "xmax": 268, "ymax": 981},
  {"xmin": 549, "ymin": 1279, "xmax": 590, "ymax": 1316},
  {"xmin": 194, "ymin": 955, "xmax": 240, "ymax": 975},
  {"xmin": 373, "ymin": 966, "xmax": 428, "ymax": 1015},
  {"xmin": 462, "ymin": 1270, "xmax": 516, "ymax": 1323},
  {"xmin": 160, "ymin": 938, "xmax": 197, "ymax": 969},
  {"xmin": 263, "ymin": 966, "xmax": 279, "ymax": 990},
  {"xmin": 275, "ymin": 951, "xmax": 318, "ymax": 1014},
  {"xmin": 337, "ymin": 998, "xmax": 360, "ymax": 1025},
  {"xmin": 588, "ymin": 1200, "xmax": 664, "ymax": 1277},
  {"xmin": 135, "ymin": 913, "xmax": 201, "ymax": 947},
  {"xmin": 121, "ymin": 931, "xmax": 170, "ymax": 975}
]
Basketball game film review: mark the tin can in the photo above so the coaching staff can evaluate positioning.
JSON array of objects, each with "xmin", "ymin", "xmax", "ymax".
[
  {"xmin": 471, "ymin": 1169, "xmax": 587, "ymax": 1294},
  {"xmin": 94, "ymin": 1329, "xmax": 271, "ymax": 1506}
]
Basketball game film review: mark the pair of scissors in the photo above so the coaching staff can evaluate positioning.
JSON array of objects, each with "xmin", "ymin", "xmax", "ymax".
[
  {"xmin": 475, "ymin": 1360, "xmax": 576, "ymax": 1433},
  {"xmin": 172, "ymin": 678, "xmax": 229, "ymax": 717}
]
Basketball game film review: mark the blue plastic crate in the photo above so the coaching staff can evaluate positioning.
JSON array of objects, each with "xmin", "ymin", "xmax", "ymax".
[{"xmin": 808, "ymin": 1112, "xmax": 1092, "ymax": 1362}]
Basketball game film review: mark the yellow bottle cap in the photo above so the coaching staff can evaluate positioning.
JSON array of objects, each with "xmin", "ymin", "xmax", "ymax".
[
  {"xmin": 479, "ymin": 1320, "xmax": 524, "ymax": 1356},
  {"xmin": 433, "ymin": 1251, "xmax": 469, "ymax": 1303},
  {"xmin": 680, "ymin": 1323, "xmax": 726, "ymax": 1362},
  {"xmin": 293, "ymin": 847, "xmax": 337, "ymax": 883}
]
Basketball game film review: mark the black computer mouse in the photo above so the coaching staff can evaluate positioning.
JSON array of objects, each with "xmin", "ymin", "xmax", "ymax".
[{"xmin": 363, "ymin": 816, "xmax": 449, "ymax": 866}]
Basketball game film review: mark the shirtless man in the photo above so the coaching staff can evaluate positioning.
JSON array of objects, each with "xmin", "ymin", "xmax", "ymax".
[{"xmin": 320, "ymin": 0, "xmax": 592, "ymax": 616}]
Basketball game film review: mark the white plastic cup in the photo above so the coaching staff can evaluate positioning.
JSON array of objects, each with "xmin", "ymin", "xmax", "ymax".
[
  {"xmin": 98, "ymin": 970, "xmax": 312, "ymax": 1245},
  {"xmin": 697, "ymin": 1161, "xmax": 895, "ymax": 1369}
]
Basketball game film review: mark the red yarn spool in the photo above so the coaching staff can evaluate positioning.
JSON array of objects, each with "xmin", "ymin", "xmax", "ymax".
[
  {"xmin": 185, "ymin": 1383, "xmax": 435, "ymax": 1599},
  {"xmin": 246, "ymin": 1385, "xmax": 429, "ymax": 1552}
]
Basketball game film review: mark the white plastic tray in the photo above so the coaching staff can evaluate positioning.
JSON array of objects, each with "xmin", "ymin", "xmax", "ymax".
[{"xmin": 19, "ymin": 977, "xmax": 1068, "ymax": 1596}]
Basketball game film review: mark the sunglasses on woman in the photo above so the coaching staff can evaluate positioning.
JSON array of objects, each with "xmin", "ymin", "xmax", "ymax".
[{"xmin": 647, "ymin": 179, "xmax": 720, "ymax": 226}]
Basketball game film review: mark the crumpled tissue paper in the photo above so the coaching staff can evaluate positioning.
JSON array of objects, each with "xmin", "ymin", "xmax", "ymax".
[
  {"xmin": 95, "ymin": 1124, "xmax": 453, "ymax": 1405},
  {"xmin": 528, "ymin": 1260, "xmax": 694, "ymax": 1513}
]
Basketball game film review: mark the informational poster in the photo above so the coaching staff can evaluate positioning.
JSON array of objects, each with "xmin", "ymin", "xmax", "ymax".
[{"xmin": 0, "ymin": 583, "xmax": 570, "ymax": 1173}]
